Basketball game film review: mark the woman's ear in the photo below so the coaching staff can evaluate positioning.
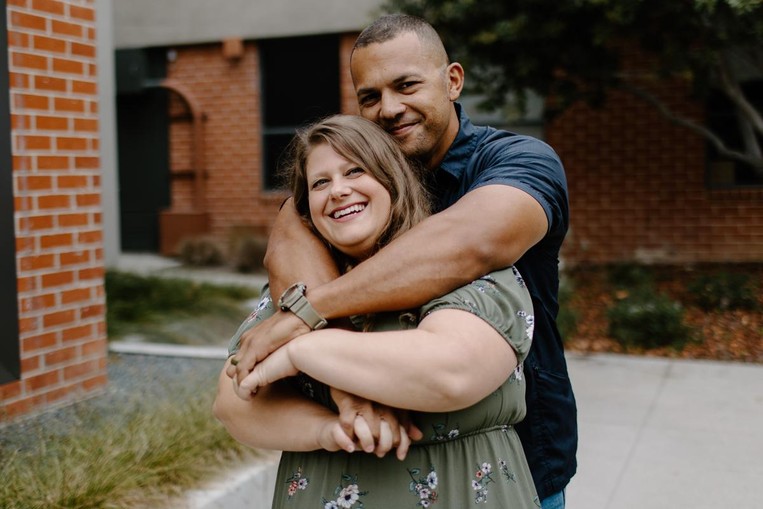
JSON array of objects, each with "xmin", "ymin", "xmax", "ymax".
[{"xmin": 446, "ymin": 62, "xmax": 465, "ymax": 102}]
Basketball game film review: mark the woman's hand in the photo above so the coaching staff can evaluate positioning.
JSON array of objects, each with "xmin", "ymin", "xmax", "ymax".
[
  {"xmin": 331, "ymin": 388, "xmax": 421, "ymax": 460},
  {"xmin": 236, "ymin": 342, "xmax": 299, "ymax": 399},
  {"xmin": 227, "ymin": 311, "xmax": 310, "ymax": 389}
]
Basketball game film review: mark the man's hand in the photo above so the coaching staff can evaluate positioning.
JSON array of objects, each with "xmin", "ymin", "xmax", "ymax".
[
  {"xmin": 226, "ymin": 310, "xmax": 310, "ymax": 386},
  {"xmin": 331, "ymin": 388, "xmax": 422, "ymax": 460}
]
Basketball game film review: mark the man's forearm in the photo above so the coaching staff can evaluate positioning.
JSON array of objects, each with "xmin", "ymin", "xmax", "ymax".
[
  {"xmin": 309, "ymin": 185, "xmax": 547, "ymax": 319},
  {"xmin": 263, "ymin": 199, "xmax": 341, "ymax": 299}
]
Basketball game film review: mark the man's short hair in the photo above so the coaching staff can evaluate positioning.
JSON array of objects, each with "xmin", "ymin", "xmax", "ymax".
[{"xmin": 353, "ymin": 13, "xmax": 449, "ymax": 64}]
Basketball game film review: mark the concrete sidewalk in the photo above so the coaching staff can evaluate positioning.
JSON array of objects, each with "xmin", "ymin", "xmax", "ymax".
[
  {"xmin": 181, "ymin": 352, "xmax": 762, "ymax": 509},
  {"xmin": 565, "ymin": 353, "xmax": 762, "ymax": 509}
]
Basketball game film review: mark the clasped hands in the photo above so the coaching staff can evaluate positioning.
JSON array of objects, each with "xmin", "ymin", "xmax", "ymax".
[{"xmin": 225, "ymin": 310, "xmax": 422, "ymax": 459}]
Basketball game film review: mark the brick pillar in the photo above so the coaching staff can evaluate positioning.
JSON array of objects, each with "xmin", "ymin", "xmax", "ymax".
[{"xmin": 2, "ymin": 0, "xmax": 108, "ymax": 420}]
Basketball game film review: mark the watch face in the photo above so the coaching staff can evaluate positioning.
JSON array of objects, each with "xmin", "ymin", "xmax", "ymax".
[{"xmin": 280, "ymin": 283, "xmax": 305, "ymax": 310}]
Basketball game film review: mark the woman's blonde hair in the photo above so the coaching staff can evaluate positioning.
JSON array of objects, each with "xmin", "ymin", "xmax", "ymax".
[{"xmin": 284, "ymin": 114, "xmax": 431, "ymax": 266}]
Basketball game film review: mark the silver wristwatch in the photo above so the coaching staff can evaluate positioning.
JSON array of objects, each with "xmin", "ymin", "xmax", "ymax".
[{"xmin": 278, "ymin": 282, "xmax": 328, "ymax": 330}]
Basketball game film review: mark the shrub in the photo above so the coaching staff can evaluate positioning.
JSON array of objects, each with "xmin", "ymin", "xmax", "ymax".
[
  {"xmin": 229, "ymin": 235, "xmax": 268, "ymax": 273},
  {"xmin": 178, "ymin": 236, "xmax": 224, "ymax": 267},
  {"xmin": 607, "ymin": 288, "xmax": 691, "ymax": 349},
  {"xmin": 687, "ymin": 272, "xmax": 759, "ymax": 311},
  {"xmin": 606, "ymin": 263, "xmax": 654, "ymax": 290}
]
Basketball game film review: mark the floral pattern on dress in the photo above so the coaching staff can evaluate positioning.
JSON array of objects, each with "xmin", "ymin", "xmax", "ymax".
[
  {"xmin": 407, "ymin": 467, "xmax": 439, "ymax": 507},
  {"xmin": 284, "ymin": 467, "xmax": 309, "ymax": 499},
  {"xmin": 498, "ymin": 459, "xmax": 516, "ymax": 483},
  {"xmin": 517, "ymin": 310, "xmax": 535, "ymax": 341},
  {"xmin": 470, "ymin": 276, "xmax": 498, "ymax": 295},
  {"xmin": 470, "ymin": 462, "xmax": 495, "ymax": 504},
  {"xmin": 431, "ymin": 422, "xmax": 460, "ymax": 441},
  {"xmin": 511, "ymin": 266, "xmax": 527, "ymax": 288},
  {"xmin": 322, "ymin": 474, "xmax": 367, "ymax": 509}
]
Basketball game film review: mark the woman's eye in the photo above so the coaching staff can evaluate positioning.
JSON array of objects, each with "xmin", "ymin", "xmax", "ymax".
[
  {"xmin": 347, "ymin": 167, "xmax": 365, "ymax": 177},
  {"xmin": 311, "ymin": 179, "xmax": 329, "ymax": 190}
]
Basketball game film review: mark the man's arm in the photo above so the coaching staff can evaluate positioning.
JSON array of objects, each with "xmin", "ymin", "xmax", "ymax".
[
  {"xmin": 263, "ymin": 199, "xmax": 341, "ymax": 300},
  {"xmin": 311, "ymin": 184, "xmax": 546, "ymax": 317}
]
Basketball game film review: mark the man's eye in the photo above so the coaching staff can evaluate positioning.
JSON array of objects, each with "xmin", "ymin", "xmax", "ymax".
[
  {"xmin": 359, "ymin": 94, "xmax": 379, "ymax": 106},
  {"xmin": 399, "ymin": 81, "xmax": 418, "ymax": 91}
]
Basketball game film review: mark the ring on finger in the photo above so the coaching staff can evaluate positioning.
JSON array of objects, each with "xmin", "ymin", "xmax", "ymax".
[{"xmin": 230, "ymin": 357, "xmax": 240, "ymax": 366}]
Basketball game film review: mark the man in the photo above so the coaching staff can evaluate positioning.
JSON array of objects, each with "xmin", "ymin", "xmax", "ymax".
[{"xmin": 229, "ymin": 14, "xmax": 577, "ymax": 508}]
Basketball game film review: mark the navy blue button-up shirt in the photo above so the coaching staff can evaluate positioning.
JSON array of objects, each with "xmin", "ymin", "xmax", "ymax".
[{"xmin": 433, "ymin": 104, "xmax": 578, "ymax": 499}]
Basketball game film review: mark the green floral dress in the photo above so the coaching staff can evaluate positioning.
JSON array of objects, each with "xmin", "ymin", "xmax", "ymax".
[{"xmin": 228, "ymin": 266, "xmax": 539, "ymax": 509}]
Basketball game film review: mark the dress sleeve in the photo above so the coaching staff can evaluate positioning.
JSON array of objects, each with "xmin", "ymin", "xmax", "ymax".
[
  {"xmin": 227, "ymin": 284, "xmax": 276, "ymax": 357},
  {"xmin": 418, "ymin": 266, "xmax": 535, "ymax": 363}
]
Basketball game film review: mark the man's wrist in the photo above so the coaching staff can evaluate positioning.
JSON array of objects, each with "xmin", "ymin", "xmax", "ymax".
[{"xmin": 278, "ymin": 282, "xmax": 328, "ymax": 330}]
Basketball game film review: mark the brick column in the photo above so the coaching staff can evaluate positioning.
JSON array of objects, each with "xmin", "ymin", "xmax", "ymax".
[{"xmin": 2, "ymin": 0, "xmax": 108, "ymax": 419}]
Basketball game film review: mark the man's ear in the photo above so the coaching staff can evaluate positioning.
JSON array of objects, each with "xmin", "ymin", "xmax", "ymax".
[{"xmin": 446, "ymin": 62, "xmax": 465, "ymax": 101}]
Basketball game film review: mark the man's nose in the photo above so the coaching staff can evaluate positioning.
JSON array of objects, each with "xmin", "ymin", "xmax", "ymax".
[{"xmin": 379, "ymin": 93, "xmax": 405, "ymax": 119}]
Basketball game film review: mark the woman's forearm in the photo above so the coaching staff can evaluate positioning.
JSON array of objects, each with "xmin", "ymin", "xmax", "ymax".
[
  {"xmin": 287, "ymin": 309, "xmax": 516, "ymax": 412},
  {"xmin": 214, "ymin": 366, "xmax": 336, "ymax": 452}
]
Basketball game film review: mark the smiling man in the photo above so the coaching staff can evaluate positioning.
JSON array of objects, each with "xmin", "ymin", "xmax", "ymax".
[{"xmin": 226, "ymin": 14, "xmax": 577, "ymax": 509}]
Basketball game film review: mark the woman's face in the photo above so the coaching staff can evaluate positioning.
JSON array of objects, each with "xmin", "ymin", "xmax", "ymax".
[{"xmin": 306, "ymin": 143, "xmax": 392, "ymax": 260}]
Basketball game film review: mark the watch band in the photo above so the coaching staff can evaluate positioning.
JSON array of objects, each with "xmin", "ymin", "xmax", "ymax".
[{"xmin": 278, "ymin": 282, "xmax": 328, "ymax": 330}]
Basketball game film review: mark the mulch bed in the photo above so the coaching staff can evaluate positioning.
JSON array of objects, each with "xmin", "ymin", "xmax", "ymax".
[{"xmin": 562, "ymin": 263, "xmax": 763, "ymax": 363}]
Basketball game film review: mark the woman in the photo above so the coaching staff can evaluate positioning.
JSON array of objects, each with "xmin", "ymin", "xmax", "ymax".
[{"xmin": 214, "ymin": 115, "xmax": 539, "ymax": 508}]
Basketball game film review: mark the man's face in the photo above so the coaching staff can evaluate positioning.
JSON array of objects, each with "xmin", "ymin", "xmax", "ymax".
[{"xmin": 351, "ymin": 33, "xmax": 462, "ymax": 169}]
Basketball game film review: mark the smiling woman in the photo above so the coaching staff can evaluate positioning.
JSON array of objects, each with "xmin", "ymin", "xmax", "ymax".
[
  {"xmin": 214, "ymin": 114, "xmax": 541, "ymax": 508},
  {"xmin": 305, "ymin": 144, "xmax": 392, "ymax": 261},
  {"xmin": 286, "ymin": 114, "xmax": 431, "ymax": 271}
]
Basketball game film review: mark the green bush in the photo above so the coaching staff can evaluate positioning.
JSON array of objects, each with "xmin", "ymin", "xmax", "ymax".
[
  {"xmin": 105, "ymin": 271, "xmax": 257, "ymax": 338},
  {"xmin": 178, "ymin": 236, "xmax": 224, "ymax": 267},
  {"xmin": 687, "ymin": 272, "xmax": 759, "ymax": 311},
  {"xmin": 607, "ymin": 289, "xmax": 691, "ymax": 349},
  {"xmin": 229, "ymin": 235, "xmax": 268, "ymax": 273},
  {"xmin": 607, "ymin": 263, "xmax": 655, "ymax": 290}
]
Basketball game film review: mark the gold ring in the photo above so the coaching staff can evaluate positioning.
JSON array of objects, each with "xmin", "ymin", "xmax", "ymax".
[{"xmin": 230, "ymin": 357, "xmax": 239, "ymax": 366}]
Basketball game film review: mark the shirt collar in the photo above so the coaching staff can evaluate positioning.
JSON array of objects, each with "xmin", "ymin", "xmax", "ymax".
[{"xmin": 439, "ymin": 102, "xmax": 481, "ymax": 178}]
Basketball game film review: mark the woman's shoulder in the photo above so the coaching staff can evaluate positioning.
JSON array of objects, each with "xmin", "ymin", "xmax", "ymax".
[
  {"xmin": 419, "ymin": 267, "xmax": 535, "ymax": 360},
  {"xmin": 421, "ymin": 267, "xmax": 531, "ymax": 312}
]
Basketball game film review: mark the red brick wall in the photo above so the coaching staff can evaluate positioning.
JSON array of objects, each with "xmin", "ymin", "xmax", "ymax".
[
  {"xmin": 2, "ymin": 0, "xmax": 107, "ymax": 420},
  {"xmin": 165, "ymin": 34, "xmax": 361, "ymax": 249},
  {"xmin": 549, "ymin": 54, "xmax": 763, "ymax": 265}
]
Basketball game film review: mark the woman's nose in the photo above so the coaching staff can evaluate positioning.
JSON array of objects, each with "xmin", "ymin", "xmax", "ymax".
[{"xmin": 329, "ymin": 179, "xmax": 351, "ymax": 198}]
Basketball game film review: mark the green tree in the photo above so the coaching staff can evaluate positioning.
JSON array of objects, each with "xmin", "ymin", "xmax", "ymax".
[{"xmin": 385, "ymin": 0, "xmax": 763, "ymax": 174}]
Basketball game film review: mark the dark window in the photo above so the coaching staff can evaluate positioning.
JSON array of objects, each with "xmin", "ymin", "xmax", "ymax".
[
  {"xmin": 260, "ymin": 35, "xmax": 340, "ymax": 190},
  {"xmin": 1, "ymin": 3, "xmax": 21, "ymax": 384},
  {"xmin": 706, "ymin": 80, "xmax": 763, "ymax": 188}
]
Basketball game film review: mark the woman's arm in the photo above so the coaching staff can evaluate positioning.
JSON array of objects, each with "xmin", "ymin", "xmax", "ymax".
[
  {"xmin": 241, "ymin": 308, "xmax": 518, "ymax": 413},
  {"xmin": 231, "ymin": 185, "xmax": 544, "ymax": 382},
  {"xmin": 215, "ymin": 360, "xmax": 415, "ymax": 459},
  {"xmin": 214, "ymin": 360, "xmax": 353, "ymax": 453}
]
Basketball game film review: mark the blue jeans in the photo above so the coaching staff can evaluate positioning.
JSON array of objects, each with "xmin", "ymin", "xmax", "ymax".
[{"xmin": 541, "ymin": 489, "xmax": 565, "ymax": 509}]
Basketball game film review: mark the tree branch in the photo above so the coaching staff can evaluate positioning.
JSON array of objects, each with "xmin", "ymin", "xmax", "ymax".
[{"xmin": 619, "ymin": 81, "xmax": 763, "ymax": 173}]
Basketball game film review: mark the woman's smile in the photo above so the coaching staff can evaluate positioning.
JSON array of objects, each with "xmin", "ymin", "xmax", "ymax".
[{"xmin": 307, "ymin": 143, "xmax": 391, "ymax": 260}]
